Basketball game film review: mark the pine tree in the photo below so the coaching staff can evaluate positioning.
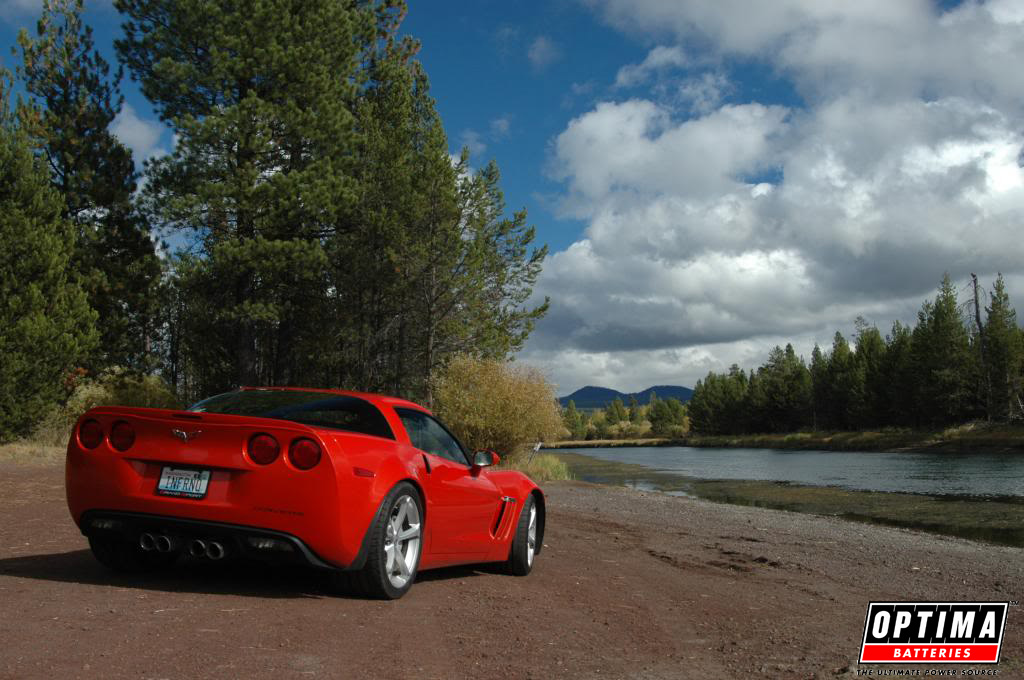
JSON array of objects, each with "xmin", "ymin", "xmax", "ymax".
[
  {"xmin": 911, "ymin": 275, "xmax": 972, "ymax": 425},
  {"xmin": 749, "ymin": 344, "xmax": 811, "ymax": 433},
  {"xmin": 809, "ymin": 344, "xmax": 828, "ymax": 430},
  {"xmin": 827, "ymin": 332, "xmax": 865, "ymax": 429},
  {"xmin": 628, "ymin": 396, "xmax": 642, "ymax": 423},
  {"xmin": 853, "ymin": 318, "xmax": 887, "ymax": 427},
  {"xmin": 119, "ymin": 1, "xmax": 547, "ymax": 400},
  {"xmin": 562, "ymin": 400, "xmax": 586, "ymax": 440},
  {"xmin": 17, "ymin": 0, "xmax": 159, "ymax": 371},
  {"xmin": 117, "ymin": 0, "xmax": 386, "ymax": 392},
  {"xmin": 0, "ymin": 77, "xmax": 97, "ymax": 441},
  {"xmin": 984, "ymin": 274, "xmax": 1023, "ymax": 420},
  {"xmin": 883, "ymin": 321, "xmax": 914, "ymax": 426}
]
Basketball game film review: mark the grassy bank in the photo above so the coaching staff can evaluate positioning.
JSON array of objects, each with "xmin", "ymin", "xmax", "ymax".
[
  {"xmin": 546, "ymin": 422, "xmax": 1024, "ymax": 453},
  {"xmin": 501, "ymin": 453, "xmax": 572, "ymax": 482},
  {"xmin": 0, "ymin": 442, "xmax": 65, "ymax": 465}
]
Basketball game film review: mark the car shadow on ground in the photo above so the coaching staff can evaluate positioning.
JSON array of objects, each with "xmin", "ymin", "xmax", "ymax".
[{"xmin": 0, "ymin": 549, "xmax": 498, "ymax": 599}]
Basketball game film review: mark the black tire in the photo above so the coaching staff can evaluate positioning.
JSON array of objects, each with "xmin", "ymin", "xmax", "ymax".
[
  {"xmin": 342, "ymin": 482, "xmax": 424, "ymax": 600},
  {"xmin": 88, "ymin": 536, "xmax": 177, "ymax": 573},
  {"xmin": 505, "ymin": 495, "xmax": 537, "ymax": 576}
]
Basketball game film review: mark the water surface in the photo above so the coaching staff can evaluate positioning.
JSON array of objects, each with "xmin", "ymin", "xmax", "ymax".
[{"xmin": 561, "ymin": 446, "xmax": 1024, "ymax": 497}]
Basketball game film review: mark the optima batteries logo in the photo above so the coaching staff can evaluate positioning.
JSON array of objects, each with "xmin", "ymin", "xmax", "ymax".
[{"xmin": 860, "ymin": 602, "xmax": 1009, "ymax": 664}]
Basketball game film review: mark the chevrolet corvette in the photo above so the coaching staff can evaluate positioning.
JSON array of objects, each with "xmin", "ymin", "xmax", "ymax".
[{"xmin": 65, "ymin": 387, "xmax": 544, "ymax": 599}]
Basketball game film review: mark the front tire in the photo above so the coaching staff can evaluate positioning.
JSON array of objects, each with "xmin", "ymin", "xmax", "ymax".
[
  {"xmin": 344, "ymin": 482, "xmax": 423, "ymax": 600},
  {"xmin": 505, "ymin": 495, "xmax": 538, "ymax": 576},
  {"xmin": 88, "ymin": 536, "xmax": 177, "ymax": 573}
]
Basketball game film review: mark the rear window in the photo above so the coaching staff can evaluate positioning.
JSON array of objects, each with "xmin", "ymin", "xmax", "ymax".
[{"xmin": 189, "ymin": 390, "xmax": 394, "ymax": 439}]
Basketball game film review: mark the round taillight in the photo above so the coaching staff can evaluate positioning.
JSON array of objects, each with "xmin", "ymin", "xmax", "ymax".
[
  {"xmin": 110, "ymin": 421, "xmax": 136, "ymax": 451},
  {"xmin": 288, "ymin": 438, "xmax": 321, "ymax": 470},
  {"xmin": 248, "ymin": 434, "xmax": 280, "ymax": 465},
  {"xmin": 79, "ymin": 419, "xmax": 104, "ymax": 449}
]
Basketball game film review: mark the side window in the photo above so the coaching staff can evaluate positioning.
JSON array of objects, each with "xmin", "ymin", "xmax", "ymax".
[{"xmin": 396, "ymin": 409, "xmax": 468, "ymax": 465}]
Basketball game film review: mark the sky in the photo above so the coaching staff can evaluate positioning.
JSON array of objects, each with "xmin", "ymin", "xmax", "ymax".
[{"xmin": 4, "ymin": 1, "xmax": 1024, "ymax": 396}]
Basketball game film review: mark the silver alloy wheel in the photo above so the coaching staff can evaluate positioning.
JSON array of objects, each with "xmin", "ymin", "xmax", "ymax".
[
  {"xmin": 526, "ymin": 505, "xmax": 537, "ymax": 566},
  {"xmin": 384, "ymin": 494, "xmax": 421, "ymax": 588}
]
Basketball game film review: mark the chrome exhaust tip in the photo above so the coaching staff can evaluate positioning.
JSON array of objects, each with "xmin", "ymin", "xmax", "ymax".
[
  {"xmin": 139, "ymin": 532, "xmax": 156, "ymax": 551},
  {"xmin": 155, "ymin": 535, "xmax": 175, "ymax": 553},
  {"xmin": 188, "ymin": 539, "xmax": 207, "ymax": 558},
  {"xmin": 206, "ymin": 541, "xmax": 226, "ymax": 561}
]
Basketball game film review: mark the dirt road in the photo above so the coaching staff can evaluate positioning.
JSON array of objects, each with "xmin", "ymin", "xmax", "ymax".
[{"xmin": 0, "ymin": 462, "xmax": 1020, "ymax": 679}]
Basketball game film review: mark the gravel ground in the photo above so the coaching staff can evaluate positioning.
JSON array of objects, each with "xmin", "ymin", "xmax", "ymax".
[{"xmin": 0, "ymin": 463, "xmax": 1020, "ymax": 679}]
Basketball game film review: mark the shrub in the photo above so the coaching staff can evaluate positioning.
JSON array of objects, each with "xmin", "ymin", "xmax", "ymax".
[
  {"xmin": 431, "ymin": 355, "xmax": 565, "ymax": 461},
  {"xmin": 32, "ymin": 370, "xmax": 181, "ymax": 446},
  {"xmin": 501, "ymin": 453, "xmax": 571, "ymax": 482}
]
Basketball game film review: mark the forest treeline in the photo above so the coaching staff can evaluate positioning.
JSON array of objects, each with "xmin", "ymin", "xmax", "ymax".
[
  {"xmin": 0, "ymin": 0, "xmax": 547, "ymax": 442},
  {"xmin": 688, "ymin": 275, "xmax": 1024, "ymax": 435},
  {"xmin": 561, "ymin": 393, "xmax": 689, "ymax": 440}
]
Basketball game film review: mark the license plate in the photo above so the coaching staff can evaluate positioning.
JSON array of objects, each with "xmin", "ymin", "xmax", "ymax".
[{"xmin": 157, "ymin": 467, "xmax": 211, "ymax": 499}]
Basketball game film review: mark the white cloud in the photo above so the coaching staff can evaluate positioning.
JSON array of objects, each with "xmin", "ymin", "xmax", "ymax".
[
  {"xmin": 528, "ymin": 36, "xmax": 562, "ymax": 70},
  {"xmin": 495, "ymin": 24, "xmax": 521, "ymax": 58},
  {"xmin": 459, "ymin": 129, "xmax": 487, "ymax": 157},
  {"xmin": 586, "ymin": 0, "xmax": 1024, "ymax": 108},
  {"xmin": 111, "ymin": 104, "xmax": 167, "ymax": 164},
  {"xmin": 490, "ymin": 116, "xmax": 511, "ymax": 138},
  {"xmin": 0, "ymin": 0, "xmax": 40, "ymax": 19},
  {"xmin": 615, "ymin": 45, "xmax": 688, "ymax": 87},
  {"xmin": 528, "ymin": 0, "xmax": 1024, "ymax": 393}
]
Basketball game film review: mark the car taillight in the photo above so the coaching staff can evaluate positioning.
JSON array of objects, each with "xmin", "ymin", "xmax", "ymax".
[
  {"xmin": 248, "ymin": 433, "xmax": 280, "ymax": 465},
  {"xmin": 288, "ymin": 438, "xmax": 321, "ymax": 470},
  {"xmin": 110, "ymin": 421, "xmax": 136, "ymax": 451},
  {"xmin": 79, "ymin": 419, "xmax": 104, "ymax": 449}
]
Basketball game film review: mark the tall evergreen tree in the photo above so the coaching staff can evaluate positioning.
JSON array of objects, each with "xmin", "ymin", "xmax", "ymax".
[
  {"xmin": 984, "ymin": 274, "xmax": 1023, "ymax": 420},
  {"xmin": 853, "ymin": 318, "xmax": 887, "ymax": 427},
  {"xmin": 117, "ymin": 0, "xmax": 386, "ymax": 393},
  {"xmin": 119, "ymin": 1, "xmax": 547, "ymax": 400},
  {"xmin": 883, "ymin": 321, "xmax": 915, "ymax": 426},
  {"xmin": 0, "ymin": 76, "xmax": 97, "ymax": 441},
  {"xmin": 809, "ymin": 343, "xmax": 828, "ymax": 430},
  {"xmin": 826, "ymin": 332, "xmax": 864, "ymax": 430},
  {"xmin": 562, "ymin": 400, "xmax": 586, "ymax": 440},
  {"xmin": 748, "ymin": 344, "xmax": 811, "ymax": 433},
  {"xmin": 911, "ymin": 275, "xmax": 972, "ymax": 425},
  {"xmin": 17, "ymin": 0, "xmax": 159, "ymax": 371}
]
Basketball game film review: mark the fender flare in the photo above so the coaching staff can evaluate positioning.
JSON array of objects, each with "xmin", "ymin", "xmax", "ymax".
[{"xmin": 342, "ymin": 478, "xmax": 425, "ymax": 572}]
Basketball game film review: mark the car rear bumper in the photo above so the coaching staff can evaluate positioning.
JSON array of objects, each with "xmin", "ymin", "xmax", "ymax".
[{"xmin": 80, "ymin": 509, "xmax": 341, "ymax": 570}]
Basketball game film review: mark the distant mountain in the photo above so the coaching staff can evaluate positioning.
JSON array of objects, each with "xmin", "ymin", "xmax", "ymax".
[{"xmin": 558, "ymin": 384, "xmax": 694, "ymax": 410}]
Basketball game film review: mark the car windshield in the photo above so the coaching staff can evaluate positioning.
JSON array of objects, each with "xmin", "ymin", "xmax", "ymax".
[{"xmin": 189, "ymin": 390, "xmax": 394, "ymax": 439}]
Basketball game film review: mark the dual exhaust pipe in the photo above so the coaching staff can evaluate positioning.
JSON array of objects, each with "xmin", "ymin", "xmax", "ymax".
[
  {"xmin": 188, "ymin": 539, "xmax": 226, "ymax": 561},
  {"xmin": 138, "ymin": 532, "xmax": 226, "ymax": 560}
]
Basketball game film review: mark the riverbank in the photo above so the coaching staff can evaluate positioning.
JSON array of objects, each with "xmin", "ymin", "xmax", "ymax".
[
  {"xmin": 0, "ymin": 462, "xmax": 1019, "ymax": 678},
  {"xmin": 545, "ymin": 421, "xmax": 1024, "ymax": 453}
]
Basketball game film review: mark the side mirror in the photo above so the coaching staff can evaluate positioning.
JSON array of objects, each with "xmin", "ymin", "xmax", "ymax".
[{"xmin": 472, "ymin": 450, "xmax": 500, "ymax": 468}]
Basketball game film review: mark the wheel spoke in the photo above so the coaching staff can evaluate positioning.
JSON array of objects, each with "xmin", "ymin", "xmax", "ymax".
[
  {"xmin": 398, "ymin": 523, "xmax": 420, "ymax": 541},
  {"xmin": 396, "ymin": 552, "xmax": 410, "ymax": 578},
  {"xmin": 395, "ymin": 499, "xmax": 409, "ymax": 528},
  {"xmin": 384, "ymin": 543, "xmax": 395, "ymax": 572}
]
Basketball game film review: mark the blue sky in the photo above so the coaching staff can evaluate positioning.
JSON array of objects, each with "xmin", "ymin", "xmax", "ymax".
[{"xmin": 5, "ymin": 1, "xmax": 1024, "ymax": 395}]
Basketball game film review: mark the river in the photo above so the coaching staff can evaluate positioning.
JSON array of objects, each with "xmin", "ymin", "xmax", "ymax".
[
  {"xmin": 555, "ymin": 446, "xmax": 1024, "ymax": 497},
  {"xmin": 552, "ymin": 446, "xmax": 1024, "ymax": 545}
]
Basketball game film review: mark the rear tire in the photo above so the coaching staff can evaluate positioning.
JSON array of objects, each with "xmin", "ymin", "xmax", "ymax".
[
  {"xmin": 88, "ymin": 536, "xmax": 177, "ymax": 573},
  {"xmin": 340, "ymin": 482, "xmax": 423, "ymax": 600},
  {"xmin": 504, "ymin": 495, "xmax": 537, "ymax": 576}
]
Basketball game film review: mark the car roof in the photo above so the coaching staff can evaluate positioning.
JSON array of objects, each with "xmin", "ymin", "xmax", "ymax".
[{"xmin": 238, "ymin": 386, "xmax": 432, "ymax": 414}]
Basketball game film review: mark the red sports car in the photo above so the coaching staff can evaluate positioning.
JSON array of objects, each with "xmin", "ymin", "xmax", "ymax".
[{"xmin": 65, "ymin": 387, "xmax": 544, "ymax": 599}]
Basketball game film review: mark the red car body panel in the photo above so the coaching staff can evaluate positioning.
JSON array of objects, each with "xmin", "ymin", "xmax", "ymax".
[{"xmin": 65, "ymin": 388, "xmax": 544, "ymax": 573}]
